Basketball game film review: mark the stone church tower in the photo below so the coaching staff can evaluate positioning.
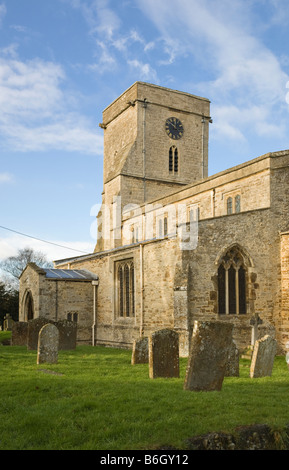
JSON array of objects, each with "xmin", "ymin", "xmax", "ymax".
[{"xmin": 95, "ymin": 82, "xmax": 211, "ymax": 252}]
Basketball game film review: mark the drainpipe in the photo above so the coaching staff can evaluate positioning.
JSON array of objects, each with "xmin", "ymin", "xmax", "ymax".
[
  {"xmin": 201, "ymin": 114, "xmax": 205, "ymax": 179},
  {"xmin": 55, "ymin": 281, "xmax": 58, "ymax": 321},
  {"xmin": 92, "ymin": 280, "xmax": 99, "ymax": 346},
  {"xmin": 211, "ymin": 188, "xmax": 215, "ymax": 217},
  {"xmin": 142, "ymin": 99, "xmax": 147, "ymax": 203},
  {"xmin": 139, "ymin": 244, "xmax": 144, "ymax": 337}
]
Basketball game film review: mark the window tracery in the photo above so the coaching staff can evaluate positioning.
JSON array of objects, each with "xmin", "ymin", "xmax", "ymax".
[
  {"xmin": 169, "ymin": 146, "xmax": 179, "ymax": 173},
  {"xmin": 116, "ymin": 260, "xmax": 135, "ymax": 318},
  {"xmin": 218, "ymin": 246, "xmax": 247, "ymax": 315}
]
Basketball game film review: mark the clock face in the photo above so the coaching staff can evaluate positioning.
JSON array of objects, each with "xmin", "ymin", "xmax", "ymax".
[{"xmin": 165, "ymin": 117, "xmax": 184, "ymax": 140}]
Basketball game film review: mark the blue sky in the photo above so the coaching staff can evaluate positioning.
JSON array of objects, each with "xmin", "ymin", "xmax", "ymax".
[{"xmin": 1, "ymin": 0, "xmax": 289, "ymax": 264}]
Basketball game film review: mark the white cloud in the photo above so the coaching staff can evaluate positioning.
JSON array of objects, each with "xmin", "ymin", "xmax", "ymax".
[
  {"xmin": 0, "ymin": 172, "xmax": 13, "ymax": 184},
  {"xmin": 65, "ymin": 0, "xmax": 157, "ymax": 77},
  {"xmin": 127, "ymin": 59, "xmax": 158, "ymax": 83},
  {"xmin": 1, "ymin": 114, "xmax": 102, "ymax": 154},
  {"xmin": 0, "ymin": 55, "xmax": 102, "ymax": 154},
  {"xmin": 136, "ymin": 0, "xmax": 289, "ymax": 142},
  {"xmin": 64, "ymin": 0, "xmax": 121, "ymax": 40}
]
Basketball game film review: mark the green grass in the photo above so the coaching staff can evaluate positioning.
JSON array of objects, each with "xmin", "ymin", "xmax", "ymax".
[
  {"xmin": 0, "ymin": 330, "xmax": 11, "ymax": 344},
  {"xmin": 0, "ymin": 344, "xmax": 289, "ymax": 450}
]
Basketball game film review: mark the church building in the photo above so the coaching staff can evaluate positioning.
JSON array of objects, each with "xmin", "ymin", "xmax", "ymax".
[{"xmin": 19, "ymin": 81, "xmax": 289, "ymax": 355}]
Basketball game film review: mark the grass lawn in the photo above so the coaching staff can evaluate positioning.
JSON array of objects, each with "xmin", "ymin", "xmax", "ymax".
[{"xmin": 1, "ymin": 335, "xmax": 289, "ymax": 450}]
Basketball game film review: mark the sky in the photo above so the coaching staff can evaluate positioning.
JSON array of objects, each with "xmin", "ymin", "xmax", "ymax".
[{"xmin": 1, "ymin": 0, "xmax": 289, "ymax": 267}]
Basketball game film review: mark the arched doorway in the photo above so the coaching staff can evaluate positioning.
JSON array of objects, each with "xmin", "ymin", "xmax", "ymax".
[{"xmin": 23, "ymin": 291, "xmax": 34, "ymax": 321}]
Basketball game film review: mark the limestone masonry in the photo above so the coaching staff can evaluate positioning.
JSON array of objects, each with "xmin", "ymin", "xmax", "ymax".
[{"xmin": 19, "ymin": 81, "xmax": 289, "ymax": 355}]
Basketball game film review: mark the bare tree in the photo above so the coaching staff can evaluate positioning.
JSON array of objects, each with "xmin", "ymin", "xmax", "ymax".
[{"xmin": 0, "ymin": 247, "xmax": 53, "ymax": 289}]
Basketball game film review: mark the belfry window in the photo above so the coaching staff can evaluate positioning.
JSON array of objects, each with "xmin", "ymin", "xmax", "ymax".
[
  {"xmin": 116, "ymin": 260, "xmax": 135, "ymax": 318},
  {"xmin": 169, "ymin": 146, "xmax": 179, "ymax": 174},
  {"xmin": 218, "ymin": 246, "xmax": 247, "ymax": 315}
]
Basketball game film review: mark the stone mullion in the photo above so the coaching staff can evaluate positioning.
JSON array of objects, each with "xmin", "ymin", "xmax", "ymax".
[
  {"xmin": 225, "ymin": 266, "xmax": 229, "ymax": 315},
  {"xmin": 235, "ymin": 266, "xmax": 239, "ymax": 315}
]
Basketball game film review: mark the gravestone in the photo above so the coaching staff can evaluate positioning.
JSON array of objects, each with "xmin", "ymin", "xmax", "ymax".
[
  {"xmin": 250, "ymin": 335, "xmax": 277, "ymax": 378},
  {"xmin": 37, "ymin": 323, "xmax": 59, "ymax": 364},
  {"xmin": 250, "ymin": 314, "xmax": 263, "ymax": 346},
  {"xmin": 27, "ymin": 318, "xmax": 76, "ymax": 350},
  {"xmin": 57, "ymin": 320, "xmax": 77, "ymax": 350},
  {"xmin": 225, "ymin": 340, "xmax": 239, "ymax": 377},
  {"xmin": 184, "ymin": 320, "xmax": 233, "ymax": 391},
  {"xmin": 3, "ymin": 314, "xmax": 14, "ymax": 331},
  {"xmin": 149, "ymin": 329, "xmax": 179, "ymax": 378},
  {"xmin": 28, "ymin": 318, "xmax": 53, "ymax": 350},
  {"xmin": 131, "ymin": 337, "xmax": 149, "ymax": 364},
  {"xmin": 11, "ymin": 322, "xmax": 28, "ymax": 346}
]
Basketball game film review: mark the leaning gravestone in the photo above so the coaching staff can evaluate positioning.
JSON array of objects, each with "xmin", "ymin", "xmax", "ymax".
[
  {"xmin": 149, "ymin": 329, "xmax": 179, "ymax": 378},
  {"xmin": 250, "ymin": 335, "xmax": 277, "ymax": 378},
  {"xmin": 131, "ymin": 337, "xmax": 149, "ymax": 364},
  {"xmin": 11, "ymin": 322, "xmax": 28, "ymax": 346},
  {"xmin": 184, "ymin": 320, "xmax": 233, "ymax": 391},
  {"xmin": 225, "ymin": 339, "xmax": 239, "ymax": 377},
  {"xmin": 37, "ymin": 323, "xmax": 59, "ymax": 365}
]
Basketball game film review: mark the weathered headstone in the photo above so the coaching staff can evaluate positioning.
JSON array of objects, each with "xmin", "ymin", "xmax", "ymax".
[
  {"xmin": 149, "ymin": 328, "xmax": 179, "ymax": 378},
  {"xmin": 225, "ymin": 340, "xmax": 239, "ymax": 377},
  {"xmin": 250, "ymin": 314, "xmax": 263, "ymax": 346},
  {"xmin": 3, "ymin": 314, "xmax": 14, "ymax": 331},
  {"xmin": 250, "ymin": 335, "xmax": 277, "ymax": 378},
  {"xmin": 11, "ymin": 322, "xmax": 28, "ymax": 346},
  {"xmin": 37, "ymin": 323, "xmax": 59, "ymax": 364},
  {"xmin": 184, "ymin": 320, "xmax": 233, "ymax": 391},
  {"xmin": 28, "ymin": 318, "xmax": 53, "ymax": 350},
  {"xmin": 57, "ymin": 320, "xmax": 77, "ymax": 350},
  {"xmin": 28, "ymin": 318, "xmax": 76, "ymax": 350},
  {"xmin": 131, "ymin": 337, "xmax": 149, "ymax": 364}
]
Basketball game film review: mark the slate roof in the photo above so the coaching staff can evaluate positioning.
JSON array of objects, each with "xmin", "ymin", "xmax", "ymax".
[{"xmin": 43, "ymin": 268, "xmax": 98, "ymax": 281}]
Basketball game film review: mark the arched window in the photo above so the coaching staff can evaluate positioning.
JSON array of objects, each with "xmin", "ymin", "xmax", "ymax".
[
  {"xmin": 116, "ymin": 260, "xmax": 135, "ymax": 318},
  {"xmin": 158, "ymin": 218, "xmax": 163, "ymax": 237},
  {"xmin": 174, "ymin": 148, "xmax": 178, "ymax": 173},
  {"xmin": 169, "ymin": 146, "xmax": 179, "ymax": 174},
  {"xmin": 118, "ymin": 265, "xmax": 124, "ymax": 317},
  {"xmin": 218, "ymin": 246, "xmax": 247, "ymax": 315},
  {"xmin": 226, "ymin": 194, "xmax": 241, "ymax": 215},
  {"xmin": 227, "ymin": 197, "xmax": 233, "ymax": 215},
  {"xmin": 164, "ymin": 216, "xmax": 168, "ymax": 236},
  {"xmin": 235, "ymin": 195, "xmax": 241, "ymax": 213},
  {"xmin": 169, "ymin": 147, "xmax": 173, "ymax": 172}
]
